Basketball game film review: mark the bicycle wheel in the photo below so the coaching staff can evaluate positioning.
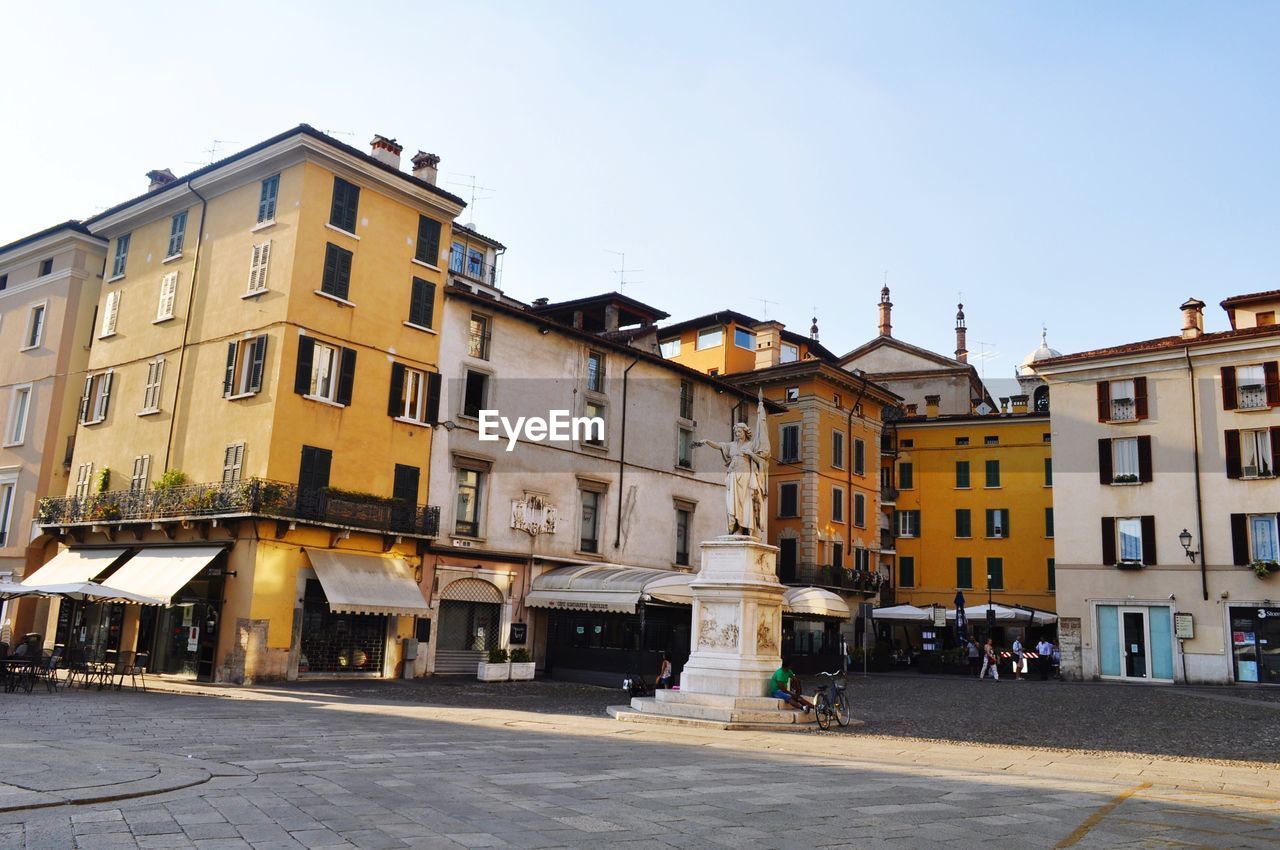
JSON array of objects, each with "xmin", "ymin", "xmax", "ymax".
[
  {"xmin": 814, "ymin": 691, "xmax": 831, "ymax": 730},
  {"xmin": 834, "ymin": 693, "xmax": 851, "ymax": 727}
]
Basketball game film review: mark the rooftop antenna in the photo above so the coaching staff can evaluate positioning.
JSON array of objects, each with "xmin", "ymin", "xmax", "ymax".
[
  {"xmin": 972, "ymin": 340, "xmax": 1000, "ymax": 382},
  {"xmin": 322, "ymin": 129, "xmax": 355, "ymax": 138},
  {"xmin": 185, "ymin": 139, "xmax": 238, "ymax": 167},
  {"xmin": 753, "ymin": 297, "xmax": 779, "ymax": 318},
  {"xmin": 446, "ymin": 173, "xmax": 496, "ymax": 225},
  {"xmin": 603, "ymin": 250, "xmax": 643, "ymax": 289}
]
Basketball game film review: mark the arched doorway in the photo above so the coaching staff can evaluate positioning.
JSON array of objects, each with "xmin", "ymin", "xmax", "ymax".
[{"xmin": 435, "ymin": 578, "xmax": 503, "ymax": 674}]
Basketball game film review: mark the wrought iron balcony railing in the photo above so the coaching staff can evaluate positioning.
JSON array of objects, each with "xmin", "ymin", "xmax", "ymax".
[
  {"xmin": 449, "ymin": 248, "xmax": 498, "ymax": 286},
  {"xmin": 777, "ymin": 564, "xmax": 886, "ymax": 594},
  {"xmin": 38, "ymin": 478, "xmax": 440, "ymax": 538}
]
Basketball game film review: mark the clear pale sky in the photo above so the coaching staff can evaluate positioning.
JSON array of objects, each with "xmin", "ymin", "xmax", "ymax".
[{"xmin": 2, "ymin": 1, "xmax": 1277, "ymax": 375}]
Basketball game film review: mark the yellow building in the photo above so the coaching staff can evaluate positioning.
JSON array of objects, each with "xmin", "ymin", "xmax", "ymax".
[
  {"xmin": 657, "ymin": 311, "xmax": 823, "ymax": 376},
  {"xmin": 28, "ymin": 127, "xmax": 478, "ymax": 682}
]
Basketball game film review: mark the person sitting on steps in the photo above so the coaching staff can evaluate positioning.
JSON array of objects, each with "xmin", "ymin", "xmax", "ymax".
[{"xmin": 769, "ymin": 658, "xmax": 810, "ymax": 712}]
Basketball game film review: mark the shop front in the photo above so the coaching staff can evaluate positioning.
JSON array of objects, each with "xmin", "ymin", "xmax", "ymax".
[
  {"xmin": 1228, "ymin": 605, "xmax": 1280, "ymax": 684},
  {"xmin": 1096, "ymin": 603, "xmax": 1174, "ymax": 682}
]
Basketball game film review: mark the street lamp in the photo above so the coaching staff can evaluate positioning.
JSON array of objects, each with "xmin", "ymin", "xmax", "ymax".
[
  {"xmin": 986, "ymin": 573, "xmax": 996, "ymax": 636},
  {"xmin": 1179, "ymin": 529, "xmax": 1198, "ymax": 563}
]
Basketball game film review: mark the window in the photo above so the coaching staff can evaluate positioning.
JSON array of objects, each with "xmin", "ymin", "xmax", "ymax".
[
  {"xmin": 468, "ymin": 314, "xmax": 490, "ymax": 360},
  {"xmin": 462, "ymin": 370, "xmax": 489, "ymax": 418},
  {"xmin": 320, "ymin": 243, "xmax": 353, "ymax": 300},
  {"xmin": 709, "ymin": 369, "xmax": 719, "ymax": 377},
  {"xmin": 1117, "ymin": 517, "xmax": 1143, "ymax": 563},
  {"xmin": 1259, "ymin": 311, "xmax": 1276, "ymax": 326},
  {"xmin": 780, "ymin": 343, "xmax": 798, "ymax": 363},
  {"xmin": 854, "ymin": 438, "xmax": 865, "ymax": 475},
  {"xmin": 696, "ymin": 327, "xmax": 723, "ymax": 350},
  {"xmin": 74, "ymin": 463, "xmax": 93, "ymax": 500},
  {"xmin": 583, "ymin": 401, "xmax": 606, "ymax": 446},
  {"xmin": 257, "ymin": 175, "xmax": 279, "ymax": 224},
  {"xmin": 679, "ymin": 380, "xmax": 693, "ymax": 420},
  {"xmin": 223, "ymin": 443, "xmax": 245, "ymax": 483},
  {"xmin": 22, "ymin": 303, "xmax": 45, "ymax": 349},
  {"xmin": 1043, "ymin": 432, "xmax": 1052, "ymax": 442},
  {"xmin": 985, "ymin": 509, "xmax": 1010, "ymax": 539},
  {"xmin": 955, "ymin": 460, "xmax": 970, "ymax": 488},
  {"xmin": 415, "ymin": 215, "xmax": 442, "ymax": 266},
  {"xmin": 833, "ymin": 393, "xmax": 842, "ymax": 408},
  {"xmin": 141, "ymin": 358, "xmax": 164, "ymax": 413},
  {"xmin": 329, "ymin": 177, "xmax": 360, "ymax": 233},
  {"xmin": 4, "ymin": 385, "xmax": 30, "ymax": 446},
  {"xmin": 1228, "ymin": 428, "xmax": 1277, "ymax": 479},
  {"xmin": 900, "ymin": 439, "xmax": 914, "ymax": 448},
  {"xmin": 408, "ymin": 277, "xmax": 435, "ymax": 328},
  {"xmin": 1097, "ymin": 377, "xmax": 1149, "ymax": 421},
  {"xmin": 985, "ymin": 459, "xmax": 1000, "ymax": 487},
  {"xmin": 1044, "ymin": 457, "xmax": 1053, "ymax": 486},
  {"xmin": 389, "ymin": 364, "xmax": 440, "ymax": 424},
  {"xmin": 984, "ymin": 435, "xmax": 998, "ymax": 445},
  {"xmin": 247, "ymin": 242, "xmax": 272, "ymax": 294},
  {"xmin": 987, "ymin": 558, "xmax": 1004, "ymax": 590},
  {"xmin": 111, "ymin": 233, "xmax": 130, "ymax": 278},
  {"xmin": 224, "ymin": 335, "xmax": 269, "ymax": 398},
  {"xmin": 854, "ymin": 548, "xmax": 870, "ymax": 571},
  {"xmin": 156, "ymin": 272, "xmax": 178, "ymax": 321},
  {"xmin": 957, "ymin": 557, "xmax": 972, "ymax": 588},
  {"xmin": 832, "ymin": 431, "xmax": 845, "ymax": 469},
  {"xmin": 675, "ymin": 506, "xmax": 692, "ymax": 566},
  {"xmin": 99, "ymin": 289, "xmax": 121, "ymax": 337},
  {"xmin": 780, "ymin": 424, "xmax": 800, "ymax": 463},
  {"xmin": 833, "ymin": 542, "xmax": 844, "ymax": 568},
  {"xmin": 0, "ymin": 479, "xmax": 14, "ymax": 547},
  {"xmin": 955, "ymin": 508, "xmax": 971, "ymax": 538},
  {"xmin": 1113, "ymin": 437, "xmax": 1140, "ymax": 481},
  {"xmin": 677, "ymin": 427, "xmax": 694, "ymax": 469},
  {"xmin": 779, "ymin": 482, "xmax": 799, "ymax": 517},
  {"xmin": 1102, "ymin": 515, "xmax": 1156, "ymax": 566},
  {"xmin": 955, "ymin": 436, "xmax": 969, "ymax": 446},
  {"xmin": 734, "ymin": 327, "xmax": 755, "ymax": 350},
  {"xmin": 900, "ymin": 557, "xmax": 915, "ymax": 588},
  {"xmin": 0, "ymin": 274, "xmax": 7, "ymax": 290},
  {"xmin": 896, "ymin": 509, "xmax": 919, "ymax": 538},
  {"xmin": 1045, "ymin": 507, "xmax": 1054, "ymax": 538},
  {"xmin": 659, "ymin": 337, "xmax": 681, "ymax": 358},
  {"xmin": 579, "ymin": 489, "xmax": 601, "ymax": 553},
  {"xmin": 1234, "ymin": 364, "xmax": 1269, "ymax": 410},
  {"xmin": 166, "ymin": 211, "xmax": 187, "ymax": 258},
  {"xmin": 130, "ymin": 455, "xmax": 151, "ymax": 492},
  {"xmin": 39, "ymin": 258, "xmax": 53, "ymax": 276},
  {"xmin": 454, "ymin": 467, "xmax": 483, "ymax": 537},
  {"xmin": 79, "ymin": 371, "xmax": 114, "ymax": 424},
  {"xmin": 586, "ymin": 351, "xmax": 605, "ymax": 393},
  {"xmin": 1099, "ymin": 435, "xmax": 1152, "ymax": 484},
  {"xmin": 832, "ymin": 487, "xmax": 844, "ymax": 523},
  {"xmin": 297, "ymin": 446, "xmax": 333, "ymax": 519},
  {"xmin": 853, "ymin": 493, "xmax": 866, "ymax": 528},
  {"xmin": 467, "ymin": 248, "xmax": 484, "ymax": 279},
  {"xmin": 784, "ymin": 386, "xmax": 799, "ymax": 403},
  {"xmin": 1232, "ymin": 513, "xmax": 1280, "ymax": 564},
  {"xmin": 899, "ymin": 462, "xmax": 914, "ymax": 489}
]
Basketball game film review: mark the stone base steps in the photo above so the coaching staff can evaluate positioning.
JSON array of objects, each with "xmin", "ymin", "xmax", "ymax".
[
  {"xmin": 629, "ymin": 695, "xmax": 814, "ymax": 726},
  {"xmin": 608, "ymin": 704, "xmax": 823, "ymax": 732}
]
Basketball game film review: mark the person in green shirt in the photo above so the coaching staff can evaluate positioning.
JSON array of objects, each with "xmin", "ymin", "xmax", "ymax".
[{"xmin": 769, "ymin": 659, "xmax": 809, "ymax": 712}]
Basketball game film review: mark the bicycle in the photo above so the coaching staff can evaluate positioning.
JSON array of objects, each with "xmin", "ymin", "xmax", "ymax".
[{"xmin": 812, "ymin": 670, "xmax": 851, "ymax": 730}]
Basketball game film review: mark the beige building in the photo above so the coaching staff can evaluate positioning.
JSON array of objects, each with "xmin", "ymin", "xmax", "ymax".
[{"xmin": 1035, "ymin": 293, "xmax": 1280, "ymax": 685}]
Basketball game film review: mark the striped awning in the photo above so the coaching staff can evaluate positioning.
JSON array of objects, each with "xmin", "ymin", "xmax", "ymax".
[
  {"xmin": 22, "ymin": 548, "xmax": 129, "ymax": 586},
  {"xmin": 305, "ymin": 549, "xmax": 430, "ymax": 617}
]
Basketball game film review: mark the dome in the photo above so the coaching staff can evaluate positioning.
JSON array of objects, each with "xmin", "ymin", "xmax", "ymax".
[{"xmin": 1018, "ymin": 328, "xmax": 1060, "ymax": 375}]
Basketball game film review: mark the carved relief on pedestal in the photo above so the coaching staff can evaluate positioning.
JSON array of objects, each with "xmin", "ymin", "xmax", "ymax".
[
  {"xmin": 756, "ymin": 621, "xmax": 778, "ymax": 653},
  {"xmin": 697, "ymin": 603, "xmax": 741, "ymax": 650}
]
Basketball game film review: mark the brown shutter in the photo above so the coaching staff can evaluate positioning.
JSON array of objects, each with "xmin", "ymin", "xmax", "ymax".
[
  {"xmin": 1221, "ymin": 366, "xmax": 1237, "ymax": 410},
  {"xmin": 1140, "ymin": 515, "xmax": 1157, "ymax": 566},
  {"xmin": 425, "ymin": 372, "xmax": 442, "ymax": 424},
  {"xmin": 1096, "ymin": 381, "xmax": 1110, "ymax": 422},
  {"xmin": 1224, "ymin": 429, "xmax": 1242, "ymax": 479},
  {"xmin": 1231, "ymin": 513, "xmax": 1249, "ymax": 565},
  {"xmin": 294, "ymin": 337, "xmax": 315, "ymax": 395},
  {"xmin": 388, "ymin": 363, "xmax": 406, "ymax": 417},
  {"xmin": 1101, "ymin": 517, "xmax": 1117, "ymax": 566},
  {"xmin": 1267, "ymin": 361, "xmax": 1280, "ymax": 406},
  {"xmin": 1271, "ymin": 428, "xmax": 1280, "ymax": 475},
  {"xmin": 1134, "ymin": 376, "xmax": 1149, "ymax": 420},
  {"xmin": 1098, "ymin": 438, "xmax": 1113, "ymax": 484},
  {"xmin": 1137, "ymin": 435, "xmax": 1153, "ymax": 482}
]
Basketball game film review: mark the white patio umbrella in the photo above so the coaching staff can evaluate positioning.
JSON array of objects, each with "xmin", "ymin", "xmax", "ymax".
[
  {"xmin": 870, "ymin": 604, "xmax": 934, "ymax": 621},
  {"xmin": 0, "ymin": 581, "xmax": 162, "ymax": 605}
]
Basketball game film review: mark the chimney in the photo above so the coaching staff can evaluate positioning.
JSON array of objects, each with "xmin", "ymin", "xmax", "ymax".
[
  {"xmin": 533, "ymin": 297, "xmax": 550, "ymax": 308},
  {"xmin": 1010, "ymin": 394, "xmax": 1028, "ymax": 413},
  {"xmin": 878, "ymin": 285, "xmax": 893, "ymax": 337},
  {"xmin": 369, "ymin": 135, "xmax": 403, "ymax": 169},
  {"xmin": 999, "ymin": 397, "xmax": 1009, "ymax": 414},
  {"xmin": 411, "ymin": 150, "xmax": 440, "ymax": 185},
  {"xmin": 753, "ymin": 321, "xmax": 784, "ymax": 370},
  {"xmin": 604, "ymin": 304, "xmax": 620, "ymax": 333},
  {"xmin": 1181, "ymin": 297, "xmax": 1205, "ymax": 340},
  {"xmin": 146, "ymin": 169, "xmax": 177, "ymax": 192},
  {"xmin": 955, "ymin": 303, "xmax": 968, "ymax": 363},
  {"xmin": 810, "ymin": 316, "xmax": 820, "ymax": 341},
  {"xmin": 924, "ymin": 394, "xmax": 940, "ymax": 419},
  {"xmin": 905, "ymin": 403, "xmax": 918, "ymax": 417}
]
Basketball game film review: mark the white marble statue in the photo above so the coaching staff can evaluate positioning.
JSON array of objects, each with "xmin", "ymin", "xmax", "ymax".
[{"xmin": 693, "ymin": 389, "xmax": 770, "ymax": 536}]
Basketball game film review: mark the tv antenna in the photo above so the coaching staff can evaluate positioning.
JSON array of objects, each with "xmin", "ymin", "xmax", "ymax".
[
  {"xmin": 603, "ymin": 250, "xmax": 643, "ymax": 289},
  {"xmin": 322, "ymin": 129, "xmax": 355, "ymax": 138},
  {"xmin": 446, "ymin": 174, "xmax": 496, "ymax": 224},
  {"xmin": 185, "ymin": 139, "xmax": 238, "ymax": 167},
  {"xmin": 972, "ymin": 340, "xmax": 1001, "ymax": 381},
  {"xmin": 753, "ymin": 297, "xmax": 779, "ymax": 318}
]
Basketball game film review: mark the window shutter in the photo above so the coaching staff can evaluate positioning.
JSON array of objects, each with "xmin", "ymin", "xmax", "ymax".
[
  {"xmin": 1096, "ymin": 381, "xmax": 1110, "ymax": 422},
  {"xmin": 1140, "ymin": 515, "xmax": 1157, "ymax": 565},
  {"xmin": 102, "ymin": 289, "xmax": 120, "ymax": 336},
  {"xmin": 322, "ymin": 244, "xmax": 339, "ymax": 294},
  {"xmin": 336, "ymin": 249, "xmax": 352, "ymax": 300},
  {"xmin": 1002, "ymin": 509, "xmax": 1010, "ymax": 537},
  {"xmin": 1101, "ymin": 517, "xmax": 1117, "ymax": 566},
  {"xmin": 1266, "ymin": 361, "xmax": 1280, "ymax": 407},
  {"xmin": 393, "ymin": 464, "xmax": 420, "ymax": 503},
  {"xmin": 1271, "ymin": 428, "xmax": 1280, "ymax": 470},
  {"xmin": 79, "ymin": 375, "xmax": 92, "ymax": 423},
  {"xmin": 1221, "ymin": 366, "xmax": 1237, "ymax": 410},
  {"xmin": 299, "ymin": 445, "xmax": 333, "ymax": 492},
  {"xmin": 1224, "ymin": 429, "xmax": 1242, "ymax": 479},
  {"xmin": 294, "ymin": 337, "xmax": 315, "ymax": 395},
  {"xmin": 248, "ymin": 241, "xmax": 271, "ymax": 292},
  {"xmin": 425, "ymin": 372, "xmax": 442, "ymax": 424},
  {"xmin": 388, "ymin": 363, "xmax": 406, "ymax": 417},
  {"xmin": 416, "ymin": 216, "xmax": 441, "ymax": 265},
  {"xmin": 157, "ymin": 272, "xmax": 178, "ymax": 320},
  {"xmin": 336, "ymin": 347, "xmax": 357, "ymax": 406},
  {"xmin": 1231, "ymin": 513, "xmax": 1250, "ymax": 565},
  {"xmin": 985, "ymin": 509, "xmax": 995, "ymax": 538},
  {"xmin": 1098, "ymin": 438, "xmax": 1113, "ymax": 484},
  {"xmin": 1137, "ymin": 435, "xmax": 1153, "ymax": 482},
  {"xmin": 98, "ymin": 370, "xmax": 114, "ymax": 419},
  {"xmin": 1134, "ymin": 376, "xmax": 1149, "ymax": 420},
  {"xmin": 410, "ymin": 277, "xmax": 435, "ymax": 328},
  {"xmin": 248, "ymin": 335, "xmax": 268, "ymax": 393},
  {"xmin": 219, "ymin": 342, "xmax": 237, "ymax": 397}
]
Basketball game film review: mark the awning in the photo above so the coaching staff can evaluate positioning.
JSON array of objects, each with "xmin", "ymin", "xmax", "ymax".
[
  {"xmin": 526, "ymin": 564, "xmax": 694, "ymax": 614},
  {"xmin": 783, "ymin": 587, "xmax": 851, "ymax": 620},
  {"xmin": 871, "ymin": 604, "xmax": 934, "ymax": 622},
  {"xmin": 305, "ymin": 549, "xmax": 429, "ymax": 617},
  {"xmin": 950, "ymin": 603, "xmax": 1057, "ymax": 625},
  {"xmin": 22, "ymin": 548, "xmax": 129, "ymax": 586},
  {"xmin": 100, "ymin": 546, "xmax": 224, "ymax": 606}
]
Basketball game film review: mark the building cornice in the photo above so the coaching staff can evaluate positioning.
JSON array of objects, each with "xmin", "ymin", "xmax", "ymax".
[{"xmin": 0, "ymin": 229, "xmax": 105, "ymax": 271}]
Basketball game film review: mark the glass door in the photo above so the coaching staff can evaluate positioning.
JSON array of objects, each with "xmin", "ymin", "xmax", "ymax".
[{"xmin": 1120, "ymin": 608, "xmax": 1149, "ymax": 679}]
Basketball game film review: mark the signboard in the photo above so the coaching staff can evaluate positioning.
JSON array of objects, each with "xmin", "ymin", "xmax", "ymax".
[
  {"xmin": 187, "ymin": 626, "xmax": 199, "ymax": 652},
  {"xmin": 451, "ymin": 539, "xmax": 473, "ymax": 548},
  {"xmin": 510, "ymin": 623, "xmax": 528, "ymax": 645},
  {"xmin": 1174, "ymin": 612, "xmax": 1194, "ymax": 640},
  {"xmin": 511, "ymin": 496, "xmax": 557, "ymax": 536},
  {"xmin": 932, "ymin": 606, "xmax": 946, "ymax": 627}
]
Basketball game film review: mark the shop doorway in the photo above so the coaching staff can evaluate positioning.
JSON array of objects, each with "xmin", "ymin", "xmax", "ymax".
[
  {"xmin": 298, "ymin": 579, "xmax": 387, "ymax": 675},
  {"xmin": 144, "ymin": 602, "xmax": 220, "ymax": 679},
  {"xmin": 1230, "ymin": 606, "xmax": 1280, "ymax": 683},
  {"xmin": 1121, "ymin": 608, "xmax": 1150, "ymax": 679},
  {"xmin": 435, "ymin": 578, "xmax": 503, "ymax": 674},
  {"xmin": 1098, "ymin": 604, "xmax": 1173, "ymax": 681}
]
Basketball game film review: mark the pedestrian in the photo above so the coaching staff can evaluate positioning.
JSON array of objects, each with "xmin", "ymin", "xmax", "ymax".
[
  {"xmin": 1011, "ymin": 637, "xmax": 1025, "ymax": 680},
  {"xmin": 967, "ymin": 638, "xmax": 981, "ymax": 678},
  {"xmin": 769, "ymin": 658, "xmax": 810, "ymax": 712},
  {"xmin": 1036, "ymin": 637, "xmax": 1054, "ymax": 681},
  {"xmin": 979, "ymin": 638, "xmax": 999, "ymax": 681},
  {"xmin": 655, "ymin": 651, "xmax": 673, "ymax": 689}
]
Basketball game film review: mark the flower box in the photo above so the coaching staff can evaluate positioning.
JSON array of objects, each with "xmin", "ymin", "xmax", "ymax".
[
  {"xmin": 477, "ymin": 661, "xmax": 510, "ymax": 682},
  {"xmin": 510, "ymin": 662, "xmax": 536, "ymax": 681}
]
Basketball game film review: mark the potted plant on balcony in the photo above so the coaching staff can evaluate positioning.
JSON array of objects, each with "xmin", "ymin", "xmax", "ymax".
[
  {"xmin": 1252, "ymin": 561, "xmax": 1278, "ymax": 578},
  {"xmin": 509, "ymin": 648, "xmax": 535, "ymax": 681},
  {"xmin": 1113, "ymin": 474, "xmax": 1139, "ymax": 484},
  {"xmin": 477, "ymin": 647, "xmax": 510, "ymax": 682}
]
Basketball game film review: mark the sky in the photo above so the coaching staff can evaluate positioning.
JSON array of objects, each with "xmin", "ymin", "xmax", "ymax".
[{"xmin": 2, "ymin": 1, "xmax": 1278, "ymax": 377}]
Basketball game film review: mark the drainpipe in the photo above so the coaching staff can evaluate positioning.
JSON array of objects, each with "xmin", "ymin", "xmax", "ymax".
[
  {"xmin": 848, "ymin": 374, "xmax": 870, "ymax": 570},
  {"xmin": 613, "ymin": 356, "xmax": 641, "ymax": 548},
  {"xmin": 1185, "ymin": 347, "xmax": 1208, "ymax": 601},
  {"xmin": 162, "ymin": 180, "xmax": 209, "ymax": 473}
]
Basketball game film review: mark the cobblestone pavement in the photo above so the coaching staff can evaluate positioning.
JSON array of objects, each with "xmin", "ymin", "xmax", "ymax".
[{"xmin": 0, "ymin": 679, "xmax": 1274, "ymax": 849}]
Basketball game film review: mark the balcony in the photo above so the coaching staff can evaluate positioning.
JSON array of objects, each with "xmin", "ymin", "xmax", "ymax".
[
  {"xmin": 1239, "ymin": 384, "xmax": 1268, "ymax": 410},
  {"xmin": 1109, "ymin": 398, "xmax": 1136, "ymax": 421},
  {"xmin": 879, "ymin": 530, "xmax": 896, "ymax": 551},
  {"xmin": 449, "ymin": 248, "xmax": 498, "ymax": 287},
  {"xmin": 38, "ymin": 479, "xmax": 440, "ymax": 539},
  {"xmin": 880, "ymin": 486, "xmax": 898, "ymax": 505},
  {"xmin": 777, "ymin": 564, "xmax": 886, "ymax": 595}
]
